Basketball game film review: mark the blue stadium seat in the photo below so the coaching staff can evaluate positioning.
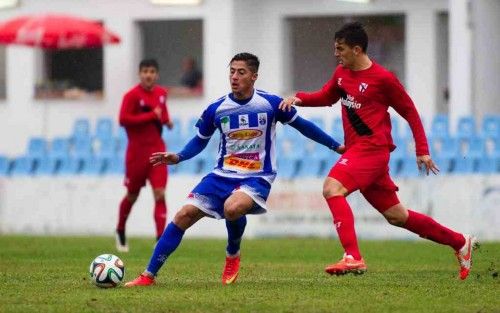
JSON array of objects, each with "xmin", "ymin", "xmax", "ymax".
[
  {"xmin": 95, "ymin": 137, "xmax": 117, "ymax": 163},
  {"xmin": 389, "ymin": 137, "xmax": 407, "ymax": 176},
  {"xmin": 81, "ymin": 156, "xmax": 105, "ymax": 175},
  {"xmin": 10, "ymin": 157, "xmax": 34, "ymax": 176},
  {"xmin": 430, "ymin": 137, "xmax": 458, "ymax": 173},
  {"xmin": 163, "ymin": 118, "xmax": 185, "ymax": 153},
  {"xmin": 430, "ymin": 114, "xmax": 449, "ymax": 139},
  {"xmin": 453, "ymin": 137, "xmax": 484, "ymax": 174},
  {"xmin": 0, "ymin": 156, "xmax": 10, "ymax": 176},
  {"xmin": 105, "ymin": 156, "xmax": 125, "ymax": 175},
  {"xmin": 58, "ymin": 157, "xmax": 80, "ymax": 175},
  {"xmin": 94, "ymin": 117, "xmax": 114, "ymax": 141},
  {"xmin": 49, "ymin": 137, "xmax": 70, "ymax": 162},
  {"xmin": 331, "ymin": 117, "xmax": 344, "ymax": 138},
  {"xmin": 481, "ymin": 115, "xmax": 499, "ymax": 139},
  {"xmin": 476, "ymin": 137, "xmax": 500, "ymax": 174},
  {"xmin": 27, "ymin": 137, "xmax": 48, "ymax": 161},
  {"xmin": 399, "ymin": 157, "xmax": 421, "ymax": 178},
  {"xmin": 391, "ymin": 116, "xmax": 401, "ymax": 140},
  {"xmin": 73, "ymin": 137, "xmax": 93, "ymax": 162},
  {"xmin": 456, "ymin": 116, "xmax": 476, "ymax": 140},
  {"xmin": 72, "ymin": 118, "xmax": 91, "ymax": 140},
  {"xmin": 34, "ymin": 157, "xmax": 58, "ymax": 176}
]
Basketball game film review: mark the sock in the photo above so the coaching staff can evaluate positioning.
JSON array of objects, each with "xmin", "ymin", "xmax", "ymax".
[
  {"xmin": 146, "ymin": 222, "xmax": 185, "ymax": 276},
  {"xmin": 326, "ymin": 196, "xmax": 362, "ymax": 260},
  {"xmin": 404, "ymin": 210, "xmax": 465, "ymax": 251},
  {"xmin": 116, "ymin": 197, "xmax": 133, "ymax": 231},
  {"xmin": 154, "ymin": 199, "xmax": 167, "ymax": 238},
  {"xmin": 226, "ymin": 216, "xmax": 247, "ymax": 256}
]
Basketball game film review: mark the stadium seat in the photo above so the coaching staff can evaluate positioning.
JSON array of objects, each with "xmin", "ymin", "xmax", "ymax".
[
  {"xmin": 27, "ymin": 137, "xmax": 48, "ymax": 161},
  {"xmin": 430, "ymin": 137, "xmax": 458, "ymax": 173},
  {"xmin": 105, "ymin": 155, "xmax": 125, "ymax": 175},
  {"xmin": 481, "ymin": 115, "xmax": 499, "ymax": 139},
  {"xmin": 49, "ymin": 137, "xmax": 70, "ymax": 162},
  {"xmin": 0, "ymin": 156, "xmax": 10, "ymax": 176},
  {"xmin": 331, "ymin": 116, "xmax": 344, "ymax": 138},
  {"xmin": 430, "ymin": 114, "xmax": 449, "ymax": 139},
  {"xmin": 10, "ymin": 156, "xmax": 34, "ymax": 176},
  {"xmin": 389, "ymin": 137, "xmax": 407, "ymax": 176},
  {"xmin": 453, "ymin": 137, "xmax": 484, "ymax": 174},
  {"xmin": 34, "ymin": 157, "xmax": 58, "ymax": 176},
  {"xmin": 94, "ymin": 137, "xmax": 117, "ymax": 163},
  {"xmin": 58, "ymin": 157, "xmax": 81, "ymax": 175},
  {"xmin": 73, "ymin": 137, "xmax": 93, "ymax": 162},
  {"xmin": 72, "ymin": 118, "xmax": 91, "ymax": 140},
  {"xmin": 456, "ymin": 116, "xmax": 476, "ymax": 140},
  {"xmin": 390, "ymin": 116, "xmax": 401, "ymax": 140},
  {"xmin": 163, "ymin": 118, "xmax": 185, "ymax": 152},
  {"xmin": 398, "ymin": 157, "xmax": 420, "ymax": 178},
  {"xmin": 94, "ymin": 117, "xmax": 114, "ymax": 141},
  {"xmin": 81, "ymin": 156, "xmax": 105, "ymax": 175}
]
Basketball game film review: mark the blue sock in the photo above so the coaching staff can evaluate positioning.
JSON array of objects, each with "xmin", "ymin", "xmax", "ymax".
[
  {"xmin": 225, "ymin": 216, "xmax": 247, "ymax": 255},
  {"xmin": 146, "ymin": 222, "xmax": 185, "ymax": 276}
]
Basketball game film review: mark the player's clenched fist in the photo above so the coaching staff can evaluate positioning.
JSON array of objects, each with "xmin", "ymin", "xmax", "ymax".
[{"xmin": 150, "ymin": 152, "xmax": 180, "ymax": 166}]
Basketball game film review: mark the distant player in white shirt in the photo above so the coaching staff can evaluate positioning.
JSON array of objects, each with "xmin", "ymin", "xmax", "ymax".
[{"xmin": 125, "ymin": 53, "xmax": 344, "ymax": 287}]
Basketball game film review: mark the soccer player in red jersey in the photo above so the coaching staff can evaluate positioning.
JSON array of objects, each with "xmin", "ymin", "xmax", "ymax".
[
  {"xmin": 116, "ymin": 59, "xmax": 174, "ymax": 252},
  {"xmin": 280, "ymin": 22, "xmax": 477, "ymax": 280}
]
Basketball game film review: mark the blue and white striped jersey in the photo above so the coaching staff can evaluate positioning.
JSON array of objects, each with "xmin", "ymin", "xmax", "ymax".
[{"xmin": 196, "ymin": 89, "xmax": 298, "ymax": 183}]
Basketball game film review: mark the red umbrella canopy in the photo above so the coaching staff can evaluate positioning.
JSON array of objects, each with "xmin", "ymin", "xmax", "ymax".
[{"xmin": 0, "ymin": 14, "xmax": 120, "ymax": 49}]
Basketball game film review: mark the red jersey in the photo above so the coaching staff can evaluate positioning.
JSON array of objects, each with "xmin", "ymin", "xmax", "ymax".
[
  {"xmin": 296, "ymin": 62, "xmax": 429, "ymax": 156},
  {"xmin": 119, "ymin": 84, "xmax": 171, "ymax": 148}
]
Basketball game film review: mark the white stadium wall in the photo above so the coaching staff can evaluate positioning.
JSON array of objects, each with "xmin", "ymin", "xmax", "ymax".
[{"xmin": 1, "ymin": 175, "xmax": 499, "ymax": 240}]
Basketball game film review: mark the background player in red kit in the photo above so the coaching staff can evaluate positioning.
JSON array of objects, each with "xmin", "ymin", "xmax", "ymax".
[
  {"xmin": 280, "ymin": 22, "xmax": 478, "ymax": 280},
  {"xmin": 116, "ymin": 59, "xmax": 173, "ymax": 252}
]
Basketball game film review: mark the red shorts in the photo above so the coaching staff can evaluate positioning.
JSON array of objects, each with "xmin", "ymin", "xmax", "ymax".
[
  {"xmin": 328, "ymin": 145, "xmax": 400, "ymax": 212},
  {"xmin": 124, "ymin": 145, "xmax": 168, "ymax": 193}
]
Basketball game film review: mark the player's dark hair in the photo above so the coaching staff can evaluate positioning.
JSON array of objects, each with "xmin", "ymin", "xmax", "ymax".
[
  {"xmin": 334, "ymin": 22, "xmax": 368, "ymax": 53},
  {"xmin": 230, "ymin": 52, "xmax": 260, "ymax": 73},
  {"xmin": 139, "ymin": 58, "xmax": 159, "ymax": 71}
]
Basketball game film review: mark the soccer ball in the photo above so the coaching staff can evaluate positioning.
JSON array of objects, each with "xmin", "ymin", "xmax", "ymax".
[{"xmin": 89, "ymin": 254, "xmax": 125, "ymax": 288}]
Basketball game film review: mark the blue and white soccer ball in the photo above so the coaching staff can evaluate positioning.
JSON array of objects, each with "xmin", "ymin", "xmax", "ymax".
[{"xmin": 89, "ymin": 254, "xmax": 125, "ymax": 288}]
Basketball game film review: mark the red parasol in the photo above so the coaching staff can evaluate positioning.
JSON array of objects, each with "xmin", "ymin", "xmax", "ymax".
[{"xmin": 0, "ymin": 14, "xmax": 120, "ymax": 49}]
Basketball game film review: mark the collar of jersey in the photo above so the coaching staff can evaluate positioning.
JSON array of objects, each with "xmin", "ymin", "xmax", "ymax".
[{"xmin": 229, "ymin": 90, "xmax": 254, "ymax": 105}]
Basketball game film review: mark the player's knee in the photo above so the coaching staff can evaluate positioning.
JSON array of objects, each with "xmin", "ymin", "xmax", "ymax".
[
  {"xmin": 385, "ymin": 215, "xmax": 405, "ymax": 226},
  {"xmin": 153, "ymin": 190, "xmax": 165, "ymax": 202},
  {"xmin": 224, "ymin": 203, "xmax": 242, "ymax": 221},
  {"xmin": 322, "ymin": 178, "xmax": 347, "ymax": 198},
  {"xmin": 173, "ymin": 207, "xmax": 197, "ymax": 226},
  {"xmin": 126, "ymin": 192, "xmax": 139, "ymax": 203},
  {"xmin": 382, "ymin": 206, "xmax": 408, "ymax": 227}
]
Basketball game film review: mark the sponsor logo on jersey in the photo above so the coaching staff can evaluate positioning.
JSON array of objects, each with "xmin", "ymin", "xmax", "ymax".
[
  {"xmin": 359, "ymin": 82, "xmax": 368, "ymax": 93},
  {"xmin": 220, "ymin": 116, "xmax": 230, "ymax": 132},
  {"xmin": 341, "ymin": 94, "xmax": 362, "ymax": 110},
  {"xmin": 224, "ymin": 154, "xmax": 262, "ymax": 171},
  {"xmin": 238, "ymin": 114, "xmax": 249, "ymax": 127},
  {"xmin": 139, "ymin": 99, "xmax": 145, "ymax": 106},
  {"xmin": 338, "ymin": 77, "xmax": 343, "ymax": 86},
  {"xmin": 159, "ymin": 95, "xmax": 165, "ymax": 103},
  {"xmin": 258, "ymin": 113, "xmax": 267, "ymax": 126},
  {"xmin": 227, "ymin": 129, "xmax": 263, "ymax": 140},
  {"xmin": 339, "ymin": 158, "xmax": 349, "ymax": 165},
  {"xmin": 228, "ymin": 143, "xmax": 261, "ymax": 151}
]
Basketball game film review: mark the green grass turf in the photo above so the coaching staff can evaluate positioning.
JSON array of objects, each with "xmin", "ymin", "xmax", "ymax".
[{"xmin": 0, "ymin": 236, "xmax": 498, "ymax": 313}]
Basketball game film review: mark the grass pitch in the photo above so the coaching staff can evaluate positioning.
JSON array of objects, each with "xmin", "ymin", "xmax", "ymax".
[{"xmin": 0, "ymin": 236, "xmax": 498, "ymax": 313}]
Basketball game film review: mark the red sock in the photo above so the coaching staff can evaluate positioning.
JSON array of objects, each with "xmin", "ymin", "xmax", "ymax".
[
  {"xmin": 326, "ymin": 196, "xmax": 362, "ymax": 260},
  {"xmin": 154, "ymin": 199, "xmax": 167, "ymax": 239},
  {"xmin": 404, "ymin": 210, "xmax": 465, "ymax": 251},
  {"xmin": 116, "ymin": 197, "xmax": 133, "ymax": 232}
]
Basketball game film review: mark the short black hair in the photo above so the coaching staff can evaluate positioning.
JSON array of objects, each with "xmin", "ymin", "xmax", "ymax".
[
  {"xmin": 139, "ymin": 58, "xmax": 159, "ymax": 71},
  {"xmin": 334, "ymin": 22, "xmax": 368, "ymax": 53},
  {"xmin": 230, "ymin": 52, "xmax": 260, "ymax": 73}
]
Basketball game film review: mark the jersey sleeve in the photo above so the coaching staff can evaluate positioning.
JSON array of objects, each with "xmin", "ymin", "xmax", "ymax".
[
  {"xmin": 160, "ymin": 88, "xmax": 171, "ymax": 125},
  {"xmin": 119, "ymin": 91, "xmax": 157, "ymax": 126},
  {"xmin": 384, "ymin": 73, "xmax": 429, "ymax": 156},
  {"xmin": 195, "ymin": 105, "xmax": 217, "ymax": 139},
  {"xmin": 296, "ymin": 70, "xmax": 341, "ymax": 107}
]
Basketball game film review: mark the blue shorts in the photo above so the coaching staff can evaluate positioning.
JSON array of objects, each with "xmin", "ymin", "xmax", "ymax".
[{"xmin": 184, "ymin": 173, "xmax": 272, "ymax": 219}]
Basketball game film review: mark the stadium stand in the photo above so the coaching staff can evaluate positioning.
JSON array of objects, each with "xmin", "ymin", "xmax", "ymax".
[{"xmin": 0, "ymin": 115, "xmax": 498, "ymax": 177}]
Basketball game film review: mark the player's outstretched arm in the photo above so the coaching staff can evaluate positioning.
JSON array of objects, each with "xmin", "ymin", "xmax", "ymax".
[
  {"xmin": 288, "ymin": 116, "xmax": 343, "ymax": 153},
  {"xmin": 416, "ymin": 154, "xmax": 440, "ymax": 175},
  {"xmin": 150, "ymin": 152, "xmax": 180, "ymax": 166},
  {"xmin": 279, "ymin": 96, "xmax": 302, "ymax": 112}
]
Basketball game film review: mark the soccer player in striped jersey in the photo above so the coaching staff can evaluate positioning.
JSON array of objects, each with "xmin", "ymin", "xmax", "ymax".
[
  {"xmin": 125, "ymin": 52, "xmax": 344, "ymax": 287},
  {"xmin": 280, "ymin": 22, "xmax": 477, "ymax": 280}
]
